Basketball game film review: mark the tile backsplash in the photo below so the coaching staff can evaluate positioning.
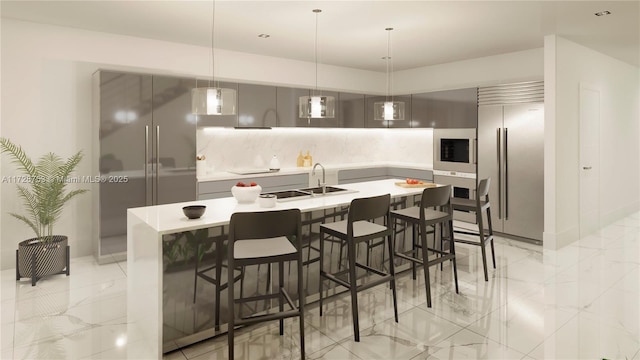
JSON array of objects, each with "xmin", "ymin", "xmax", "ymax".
[{"xmin": 196, "ymin": 127, "xmax": 433, "ymax": 171}]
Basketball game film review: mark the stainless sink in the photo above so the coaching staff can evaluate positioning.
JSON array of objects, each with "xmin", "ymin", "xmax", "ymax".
[
  {"xmin": 299, "ymin": 186, "xmax": 349, "ymax": 194},
  {"xmin": 264, "ymin": 189, "xmax": 312, "ymax": 202},
  {"xmin": 264, "ymin": 186, "xmax": 355, "ymax": 202}
]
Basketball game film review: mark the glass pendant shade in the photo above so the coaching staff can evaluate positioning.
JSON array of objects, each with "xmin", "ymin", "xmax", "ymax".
[
  {"xmin": 299, "ymin": 95, "xmax": 335, "ymax": 118},
  {"xmin": 191, "ymin": 87, "xmax": 236, "ymax": 115},
  {"xmin": 373, "ymin": 100, "xmax": 405, "ymax": 121}
]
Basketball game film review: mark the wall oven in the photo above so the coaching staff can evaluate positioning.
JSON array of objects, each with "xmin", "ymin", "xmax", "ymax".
[
  {"xmin": 433, "ymin": 128, "xmax": 477, "ymax": 174},
  {"xmin": 433, "ymin": 170, "xmax": 476, "ymax": 223}
]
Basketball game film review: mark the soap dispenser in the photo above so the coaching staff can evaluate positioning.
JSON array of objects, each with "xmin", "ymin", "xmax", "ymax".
[
  {"xmin": 269, "ymin": 155, "xmax": 281, "ymax": 171},
  {"xmin": 303, "ymin": 151, "xmax": 312, "ymax": 167},
  {"xmin": 296, "ymin": 151, "xmax": 304, "ymax": 167}
]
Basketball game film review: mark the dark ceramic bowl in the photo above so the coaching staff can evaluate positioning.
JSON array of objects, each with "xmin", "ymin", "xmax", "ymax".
[{"xmin": 182, "ymin": 205, "xmax": 206, "ymax": 219}]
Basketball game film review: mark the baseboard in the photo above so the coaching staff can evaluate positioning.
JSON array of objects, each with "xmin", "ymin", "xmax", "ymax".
[
  {"xmin": 600, "ymin": 201, "xmax": 640, "ymax": 228},
  {"xmin": 543, "ymin": 225, "xmax": 579, "ymax": 250}
]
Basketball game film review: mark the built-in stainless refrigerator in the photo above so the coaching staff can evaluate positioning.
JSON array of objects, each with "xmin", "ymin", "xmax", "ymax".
[
  {"xmin": 477, "ymin": 82, "xmax": 544, "ymax": 241},
  {"xmin": 92, "ymin": 71, "xmax": 197, "ymax": 263}
]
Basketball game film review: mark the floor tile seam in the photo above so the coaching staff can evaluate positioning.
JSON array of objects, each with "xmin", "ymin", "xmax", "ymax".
[
  {"xmin": 11, "ymin": 315, "xmax": 128, "ymax": 351},
  {"xmin": 435, "ymin": 323, "xmax": 531, "ymax": 359},
  {"xmin": 325, "ymin": 340, "xmax": 365, "ymax": 360},
  {"xmin": 8, "ymin": 278, "xmax": 128, "ymax": 309}
]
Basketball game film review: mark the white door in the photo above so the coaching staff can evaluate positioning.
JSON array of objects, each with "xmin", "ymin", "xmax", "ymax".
[{"xmin": 579, "ymin": 84, "xmax": 600, "ymax": 237}]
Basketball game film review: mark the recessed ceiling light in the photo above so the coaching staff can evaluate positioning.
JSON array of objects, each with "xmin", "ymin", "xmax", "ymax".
[
  {"xmin": 594, "ymin": 10, "xmax": 611, "ymax": 16},
  {"xmin": 258, "ymin": 34, "xmax": 270, "ymax": 38}
]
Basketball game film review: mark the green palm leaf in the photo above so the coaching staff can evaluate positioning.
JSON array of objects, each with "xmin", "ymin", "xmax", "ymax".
[{"xmin": 1, "ymin": 137, "xmax": 88, "ymax": 241}]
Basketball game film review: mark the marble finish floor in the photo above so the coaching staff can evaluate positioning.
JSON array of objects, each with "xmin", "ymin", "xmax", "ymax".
[{"xmin": 2, "ymin": 213, "xmax": 640, "ymax": 359}]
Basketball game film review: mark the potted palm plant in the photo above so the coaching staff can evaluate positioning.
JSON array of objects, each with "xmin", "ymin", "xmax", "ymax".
[{"xmin": 0, "ymin": 138, "xmax": 88, "ymax": 286}]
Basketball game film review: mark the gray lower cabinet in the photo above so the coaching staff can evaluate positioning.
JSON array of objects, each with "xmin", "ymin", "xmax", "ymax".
[
  {"xmin": 411, "ymin": 88, "xmax": 478, "ymax": 128},
  {"xmin": 339, "ymin": 92, "xmax": 365, "ymax": 128},
  {"xmin": 195, "ymin": 81, "xmax": 238, "ymax": 127},
  {"xmin": 238, "ymin": 83, "xmax": 277, "ymax": 127},
  {"xmin": 365, "ymin": 95, "xmax": 412, "ymax": 128},
  {"xmin": 338, "ymin": 167, "xmax": 433, "ymax": 184},
  {"xmin": 198, "ymin": 173, "xmax": 308, "ymax": 200}
]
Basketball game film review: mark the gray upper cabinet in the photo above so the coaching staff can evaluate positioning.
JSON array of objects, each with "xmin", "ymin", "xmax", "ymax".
[
  {"xmin": 365, "ymin": 95, "xmax": 412, "ymax": 128},
  {"xmin": 338, "ymin": 92, "xmax": 365, "ymax": 128},
  {"xmin": 195, "ymin": 81, "xmax": 238, "ymax": 127},
  {"xmin": 276, "ymin": 87, "xmax": 310, "ymax": 127},
  {"xmin": 411, "ymin": 87, "xmax": 478, "ymax": 128},
  {"xmin": 238, "ymin": 83, "xmax": 277, "ymax": 127}
]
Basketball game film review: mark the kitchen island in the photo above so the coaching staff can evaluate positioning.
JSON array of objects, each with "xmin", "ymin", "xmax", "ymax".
[{"xmin": 126, "ymin": 179, "xmax": 430, "ymax": 358}]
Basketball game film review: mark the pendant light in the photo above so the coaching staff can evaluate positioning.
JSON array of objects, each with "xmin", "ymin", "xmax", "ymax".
[
  {"xmin": 374, "ymin": 28, "xmax": 405, "ymax": 121},
  {"xmin": 192, "ymin": 0, "xmax": 236, "ymax": 115},
  {"xmin": 299, "ymin": 9, "xmax": 335, "ymax": 119}
]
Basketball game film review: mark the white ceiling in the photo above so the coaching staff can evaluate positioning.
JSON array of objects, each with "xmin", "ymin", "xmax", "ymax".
[{"xmin": 2, "ymin": 1, "xmax": 638, "ymax": 71}]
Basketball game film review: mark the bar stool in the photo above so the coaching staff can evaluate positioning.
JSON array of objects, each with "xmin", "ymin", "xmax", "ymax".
[
  {"xmin": 192, "ymin": 229, "xmax": 244, "ymax": 330},
  {"xmin": 318, "ymin": 194, "xmax": 398, "ymax": 342},
  {"xmin": 390, "ymin": 185, "xmax": 459, "ymax": 308},
  {"xmin": 450, "ymin": 178, "xmax": 496, "ymax": 281},
  {"xmin": 227, "ymin": 209, "xmax": 305, "ymax": 359}
]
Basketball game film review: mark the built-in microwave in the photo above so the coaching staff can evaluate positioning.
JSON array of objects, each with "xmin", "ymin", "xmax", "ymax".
[{"xmin": 433, "ymin": 128, "xmax": 477, "ymax": 174}]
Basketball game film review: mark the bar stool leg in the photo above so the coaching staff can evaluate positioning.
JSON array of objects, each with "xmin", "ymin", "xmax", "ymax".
[
  {"xmin": 449, "ymin": 219, "xmax": 459, "ymax": 294},
  {"xmin": 487, "ymin": 206, "xmax": 497, "ymax": 269},
  {"xmin": 227, "ymin": 256, "xmax": 235, "ymax": 360},
  {"xmin": 477, "ymin": 209, "xmax": 489, "ymax": 282},
  {"xmin": 215, "ymin": 241, "xmax": 223, "ymax": 329},
  {"xmin": 279, "ymin": 261, "xmax": 285, "ymax": 335},
  {"xmin": 318, "ymin": 229, "xmax": 325, "ymax": 317},
  {"xmin": 419, "ymin": 223, "xmax": 432, "ymax": 308},
  {"xmin": 386, "ymin": 232, "xmax": 399, "ymax": 323},
  {"xmin": 347, "ymin": 240, "xmax": 360, "ymax": 342},
  {"xmin": 297, "ymin": 251, "xmax": 306, "ymax": 359},
  {"xmin": 411, "ymin": 224, "xmax": 417, "ymax": 280}
]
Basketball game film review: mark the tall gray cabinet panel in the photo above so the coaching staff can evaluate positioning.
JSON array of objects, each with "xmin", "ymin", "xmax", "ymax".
[
  {"xmin": 478, "ymin": 103, "xmax": 544, "ymax": 241},
  {"xmin": 411, "ymin": 88, "xmax": 478, "ymax": 128},
  {"xmin": 365, "ymin": 95, "xmax": 412, "ymax": 128},
  {"xmin": 195, "ymin": 81, "xmax": 238, "ymax": 127},
  {"xmin": 238, "ymin": 83, "xmax": 277, "ymax": 127},
  {"xmin": 276, "ymin": 87, "xmax": 310, "ymax": 127},
  {"xmin": 339, "ymin": 92, "xmax": 365, "ymax": 128},
  {"xmin": 93, "ymin": 71, "xmax": 196, "ymax": 263},
  {"xmin": 152, "ymin": 75, "xmax": 198, "ymax": 205}
]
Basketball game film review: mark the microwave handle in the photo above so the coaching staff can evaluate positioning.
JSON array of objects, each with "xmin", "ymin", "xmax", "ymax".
[{"xmin": 472, "ymin": 138, "xmax": 477, "ymax": 164}]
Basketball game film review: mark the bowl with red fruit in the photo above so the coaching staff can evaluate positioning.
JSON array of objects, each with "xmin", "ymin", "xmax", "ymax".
[{"xmin": 231, "ymin": 181, "xmax": 262, "ymax": 203}]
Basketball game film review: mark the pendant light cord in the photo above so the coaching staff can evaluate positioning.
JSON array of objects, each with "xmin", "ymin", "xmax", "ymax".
[
  {"xmin": 386, "ymin": 29, "xmax": 390, "ymax": 102},
  {"xmin": 314, "ymin": 9, "xmax": 319, "ymax": 96},
  {"xmin": 210, "ymin": 0, "xmax": 216, "ymax": 87}
]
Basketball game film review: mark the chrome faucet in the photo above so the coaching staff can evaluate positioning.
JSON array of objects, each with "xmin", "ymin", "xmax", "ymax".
[{"xmin": 312, "ymin": 163, "xmax": 326, "ymax": 194}]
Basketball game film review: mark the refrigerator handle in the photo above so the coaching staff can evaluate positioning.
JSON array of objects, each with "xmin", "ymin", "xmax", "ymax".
[
  {"xmin": 504, "ymin": 127, "xmax": 509, "ymax": 220},
  {"xmin": 496, "ymin": 128, "xmax": 502, "ymax": 219},
  {"xmin": 144, "ymin": 125, "xmax": 149, "ymax": 206},
  {"xmin": 155, "ymin": 126, "xmax": 160, "ymax": 204}
]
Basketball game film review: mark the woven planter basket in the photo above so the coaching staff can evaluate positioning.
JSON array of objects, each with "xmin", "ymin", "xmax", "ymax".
[{"xmin": 17, "ymin": 235, "xmax": 69, "ymax": 285}]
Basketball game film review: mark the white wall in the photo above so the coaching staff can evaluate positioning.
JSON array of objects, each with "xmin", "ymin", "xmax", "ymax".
[
  {"xmin": 395, "ymin": 48, "xmax": 544, "ymax": 94},
  {"xmin": 543, "ymin": 35, "xmax": 640, "ymax": 249}
]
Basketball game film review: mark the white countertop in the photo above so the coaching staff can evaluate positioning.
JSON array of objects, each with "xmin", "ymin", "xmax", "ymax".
[
  {"xmin": 128, "ymin": 178, "xmax": 429, "ymax": 234},
  {"xmin": 197, "ymin": 162, "xmax": 433, "ymax": 182}
]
